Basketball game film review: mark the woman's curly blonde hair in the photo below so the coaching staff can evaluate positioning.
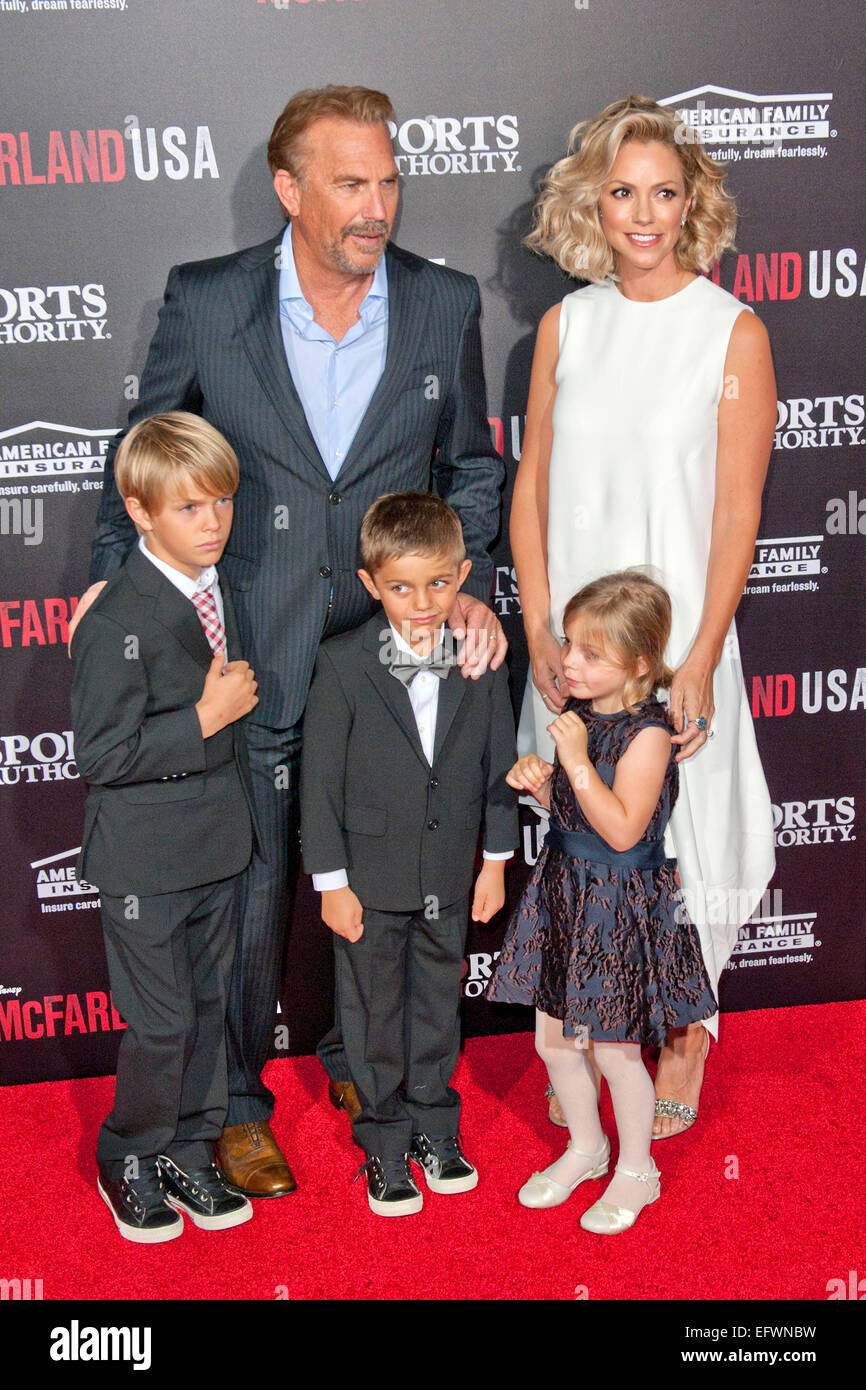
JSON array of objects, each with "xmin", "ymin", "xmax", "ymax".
[{"xmin": 526, "ymin": 94, "xmax": 737, "ymax": 283}]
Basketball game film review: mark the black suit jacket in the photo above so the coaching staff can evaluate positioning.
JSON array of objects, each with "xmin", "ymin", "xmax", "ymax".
[
  {"xmin": 90, "ymin": 236, "xmax": 504, "ymax": 728},
  {"xmin": 299, "ymin": 614, "xmax": 518, "ymax": 913},
  {"xmin": 71, "ymin": 546, "xmax": 257, "ymax": 898}
]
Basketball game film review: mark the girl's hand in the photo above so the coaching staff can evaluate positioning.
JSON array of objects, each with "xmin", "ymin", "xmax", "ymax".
[
  {"xmin": 506, "ymin": 754, "xmax": 554, "ymax": 808},
  {"xmin": 669, "ymin": 654, "xmax": 716, "ymax": 762},
  {"xmin": 528, "ymin": 627, "xmax": 567, "ymax": 716},
  {"xmin": 547, "ymin": 708, "xmax": 588, "ymax": 781}
]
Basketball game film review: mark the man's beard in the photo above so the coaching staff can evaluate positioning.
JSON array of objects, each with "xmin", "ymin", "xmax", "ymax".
[{"xmin": 326, "ymin": 219, "xmax": 389, "ymax": 274}]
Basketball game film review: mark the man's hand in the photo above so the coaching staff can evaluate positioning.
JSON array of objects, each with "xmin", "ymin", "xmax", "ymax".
[
  {"xmin": 471, "ymin": 858, "xmax": 506, "ymax": 923},
  {"xmin": 195, "ymin": 654, "xmax": 258, "ymax": 737},
  {"xmin": 67, "ymin": 581, "xmax": 107, "ymax": 653},
  {"xmin": 506, "ymin": 754, "xmax": 554, "ymax": 809},
  {"xmin": 321, "ymin": 886, "xmax": 364, "ymax": 942},
  {"xmin": 448, "ymin": 592, "xmax": 507, "ymax": 679}
]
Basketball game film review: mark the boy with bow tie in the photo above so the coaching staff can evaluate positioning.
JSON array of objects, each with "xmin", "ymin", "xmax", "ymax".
[{"xmin": 300, "ymin": 491, "xmax": 518, "ymax": 1215}]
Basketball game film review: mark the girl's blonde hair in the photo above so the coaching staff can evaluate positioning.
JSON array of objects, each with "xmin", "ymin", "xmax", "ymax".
[
  {"xmin": 526, "ymin": 94, "xmax": 737, "ymax": 283},
  {"xmin": 563, "ymin": 569, "xmax": 675, "ymax": 712}
]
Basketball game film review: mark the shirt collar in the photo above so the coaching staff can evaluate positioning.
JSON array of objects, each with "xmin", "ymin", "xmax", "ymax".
[
  {"xmin": 138, "ymin": 535, "xmax": 218, "ymax": 601},
  {"xmin": 389, "ymin": 621, "xmax": 446, "ymax": 659},
  {"xmin": 278, "ymin": 222, "xmax": 388, "ymax": 327}
]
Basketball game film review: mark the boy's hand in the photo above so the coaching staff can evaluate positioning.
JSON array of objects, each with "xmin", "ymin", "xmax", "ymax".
[
  {"xmin": 471, "ymin": 859, "xmax": 506, "ymax": 923},
  {"xmin": 321, "ymin": 886, "xmax": 364, "ymax": 942},
  {"xmin": 547, "ymin": 709, "xmax": 588, "ymax": 776},
  {"xmin": 196, "ymin": 653, "xmax": 258, "ymax": 737}
]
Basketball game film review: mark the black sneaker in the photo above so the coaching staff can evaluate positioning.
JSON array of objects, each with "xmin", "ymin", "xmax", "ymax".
[
  {"xmin": 158, "ymin": 1156, "xmax": 253, "ymax": 1230},
  {"xmin": 410, "ymin": 1133, "xmax": 478, "ymax": 1194},
  {"xmin": 97, "ymin": 1159, "xmax": 184, "ymax": 1244},
  {"xmin": 359, "ymin": 1154, "xmax": 423, "ymax": 1217}
]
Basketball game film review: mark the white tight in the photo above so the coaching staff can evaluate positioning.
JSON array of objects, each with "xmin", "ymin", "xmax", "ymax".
[{"xmin": 535, "ymin": 1010, "xmax": 656, "ymax": 1210}]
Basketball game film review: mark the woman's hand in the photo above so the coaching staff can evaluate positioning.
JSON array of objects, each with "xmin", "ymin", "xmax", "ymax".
[
  {"xmin": 669, "ymin": 654, "xmax": 716, "ymax": 762},
  {"xmin": 528, "ymin": 627, "xmax": 567, "ymax": 715}
]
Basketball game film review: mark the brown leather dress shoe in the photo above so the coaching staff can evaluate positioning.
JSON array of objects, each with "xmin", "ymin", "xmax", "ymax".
[
  {"xmin": 327, "ymin": 1078, "xmax": 362, "ymax": 1125},
  {"xmin": 217, "ymin": 1120, "xmax": 297, "ymax": 1198}
]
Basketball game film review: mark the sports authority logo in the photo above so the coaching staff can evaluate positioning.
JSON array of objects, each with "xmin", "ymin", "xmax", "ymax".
[
  {"xmin": 462, "ymin": 950, "xmax": 500, "ymax": 998},
  {"xmin": 0, "ymin": 284, "xmax": 109, "ymax": 346},
  {"xmin": 32, "ymin": 847, "xmax": 100, "ymax": 912},
  {"xmin": 0, "ymin": 119, "xmax": 218, "ymax": 187},
  {"xmin": 772, "ymin": 796, "xmax": 855, "ymax": 848},
  {"xmin": 774, "ymin": 394, "xmax": 864, "ymax": 451},
  {"xmin": 0, "ymin": 730, "xmax": 77, "ymax": 783},
  {"xmin": 660, "ymin": 85, "xmax": 834, "ymax": 162},
  {"xmin": 745, "ymin": 535, "xmax": 825, "ymax": 595},
  {"xmin": 730, "ymin": 911, "xmax": 820, "ymax": 968},
  {"xmin": 388, "ymin": 114, "xmax": 520, "ymax": 176},
  {"xmin": 1, "ymin": 422, "xmax": 115, "ymax": 487}
]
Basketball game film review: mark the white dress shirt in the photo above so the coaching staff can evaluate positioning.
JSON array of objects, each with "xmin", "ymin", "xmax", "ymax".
[
  {"xmin": 313, "ymin": 623, "xmax": 511, "ymax": 892},
  {"xmin": 137, "ymin": 536, "xmax": 225, "ymax": 628}
]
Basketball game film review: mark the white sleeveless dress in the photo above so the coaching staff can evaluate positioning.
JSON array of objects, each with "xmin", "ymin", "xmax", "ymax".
[{"xmin": 518, "ymin": 275, "xmax": 775, "ymax": 1019}]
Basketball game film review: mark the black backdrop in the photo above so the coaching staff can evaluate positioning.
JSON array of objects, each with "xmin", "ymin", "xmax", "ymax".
[{"xmin": 2, "ymin": 0, "xmax": 864, "ymax": 1086}]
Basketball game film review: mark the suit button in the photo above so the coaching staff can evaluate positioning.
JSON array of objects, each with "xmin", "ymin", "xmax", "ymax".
[
  {"xmin": 429, "ymin": 777, "xmax": 439, "ymax": 789},
  {"xmin": 319, "ymin": 565, "xmax": 332, "ymax": 579},
  {"xmin": 328, "ymin": 491, "xmax": 342, "ymax": 506},
  {"xmin": 427, "ymin": 819, "xmax": 440, "ymax": 831}
]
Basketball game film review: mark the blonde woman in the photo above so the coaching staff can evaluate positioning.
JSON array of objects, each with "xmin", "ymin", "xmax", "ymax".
[{"xmin": 511, "ymin": 95, "xmax": 776, "ymax": 1138}]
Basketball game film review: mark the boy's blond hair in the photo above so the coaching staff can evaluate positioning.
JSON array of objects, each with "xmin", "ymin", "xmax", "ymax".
[
  {"xmin": 360, "ymin": 491, "xmax": 465, "ymax": 575},
  {"xmin": 114, "ymin": 412, "xmax": 239, "ymax": 512}
]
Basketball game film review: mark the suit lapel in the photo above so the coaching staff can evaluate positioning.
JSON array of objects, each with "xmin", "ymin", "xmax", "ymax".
[
  {"xmin": 227, "ymin": 236, "xmax": 330, "ymax": 481},
  {"xmin": 338, "ymin": 246, "xmax": 432, "ymax": 480},
  {"xmin": 125, "ymin": 547, "xmax": 212, "ymax": 670},
  {"xmin": 361, "ymin": 618, "xmax": 429, "ymax": 770},
  {"xmin": 431, "ymin": 662, "xmax": 467, "ymax": 765},
  {"xmin": 220, "ymin": 578, "xmax": 243, "ymax": 663}
]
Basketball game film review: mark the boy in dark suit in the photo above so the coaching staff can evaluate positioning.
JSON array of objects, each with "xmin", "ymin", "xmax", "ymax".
[
  {"xmin": 71, "ymin": 412, "xmax": 259, "ymax": 1243},
  {"xmin": 300, "ymin": 492, "xmax": 518, "ymax": 1216}
]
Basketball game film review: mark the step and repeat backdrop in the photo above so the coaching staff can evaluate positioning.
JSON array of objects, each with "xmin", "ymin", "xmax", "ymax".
[{"xmin": 1, "ymin": 0, "xmax": 863, "ymax": 1084}]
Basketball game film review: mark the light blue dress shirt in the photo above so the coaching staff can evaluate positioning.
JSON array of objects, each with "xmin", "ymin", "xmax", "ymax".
[{"xmin": 277, "ymin": 222, "xmax": 389, "ymax": 480}]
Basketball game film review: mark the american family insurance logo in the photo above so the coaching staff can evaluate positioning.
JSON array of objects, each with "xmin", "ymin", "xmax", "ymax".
[
  {"xmin": 0, "ymin": 118, "xmax": 218, "ymax": 186},
  {"xmin": 388, "ymin": 114, "xmax": 520, "ymax": 176},
  {"xmin": 1, "ymin": 422, "xmax": 115, "ymax": 482},
  {"xmin": 660, "ymin": 85, "xmax": 835, "ymax": 161},
  {"xmin": 730, "ymin": 911, "xmax": 821, "ymax": 968},
  {"xmin": 32, "ymin": 847, "xmax": 100, "ymax": 911},
  {"xmin": 745, "ymin": 535, "xmax": 825, "ymax": 595}
]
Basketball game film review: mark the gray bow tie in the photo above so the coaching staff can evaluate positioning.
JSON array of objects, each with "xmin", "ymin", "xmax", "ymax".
[{"xmin": 389, "ymin": 647, "xmax": 456, "ymax": 686}]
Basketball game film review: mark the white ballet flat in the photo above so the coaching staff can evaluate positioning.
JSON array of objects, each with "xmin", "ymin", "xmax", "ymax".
[
  {"xmin": 579, "ymin": 1158, "xmax": 661, "ymax": 1234},
  {"xmin": 518, "ymin": 1136, "xmax": 610, "ymax": 1209}
]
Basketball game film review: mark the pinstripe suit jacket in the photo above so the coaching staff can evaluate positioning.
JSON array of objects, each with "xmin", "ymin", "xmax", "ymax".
[{"xmin": 91, "ymin": 234, "xmax": 504, "ymax": 728}]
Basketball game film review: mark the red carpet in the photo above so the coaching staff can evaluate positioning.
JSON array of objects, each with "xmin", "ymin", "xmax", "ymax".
[{"xmin": 3, "ymin": 1001, "xmax": 863, "ymax": 1302}]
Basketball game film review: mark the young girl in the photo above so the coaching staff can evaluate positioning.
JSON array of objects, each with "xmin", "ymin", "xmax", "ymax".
[{"xmin": 487, "ymin": 570, "xmax": 717, "ymax": 1234}]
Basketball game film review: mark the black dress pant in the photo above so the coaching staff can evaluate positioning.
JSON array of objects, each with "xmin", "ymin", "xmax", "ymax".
[
  {"xmin": 224, "ymin": 721, "xmax": 302, "ymax": 1125},
  {"xmin": 333, "ymin": 897, "xmax": 469, "ymax": 1158},
  {"xmin": 97, "ymin": 876, "xmax": 238, "ymax": 1179}
]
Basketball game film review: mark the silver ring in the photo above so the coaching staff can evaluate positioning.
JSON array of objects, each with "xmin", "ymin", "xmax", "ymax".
[{"xmin": 688, "ymin": 716, "xmax": 708, "ymax": 731}]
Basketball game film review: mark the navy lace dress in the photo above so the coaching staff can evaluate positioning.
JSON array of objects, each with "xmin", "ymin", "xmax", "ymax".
[{"xmin": 488, "ymin": 698, "xmax": 717, "ymax": 1045}]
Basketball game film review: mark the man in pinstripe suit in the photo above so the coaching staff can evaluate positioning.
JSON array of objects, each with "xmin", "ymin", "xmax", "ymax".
[{"xmin": 86, "ymin": 86, "xmax": 505, "ymax": 1197}]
